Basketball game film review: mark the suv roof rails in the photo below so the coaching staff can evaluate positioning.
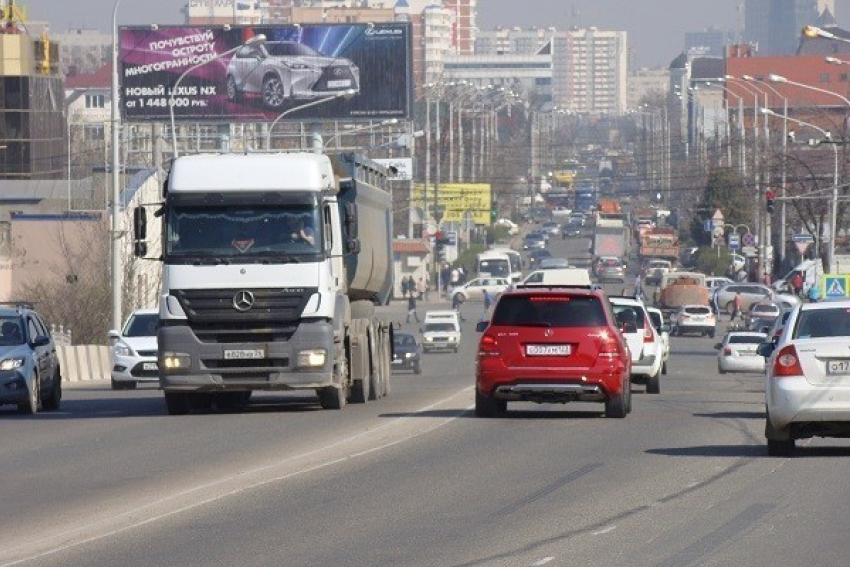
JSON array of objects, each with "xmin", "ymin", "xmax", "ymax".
[{"xmin": 0, "ymin": 301, "xmax": 35, "ymax": 310}]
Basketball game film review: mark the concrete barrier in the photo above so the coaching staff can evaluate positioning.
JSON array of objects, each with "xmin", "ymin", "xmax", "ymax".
[{"xmin": 57, "ymin": 345, "xmax": 111, "ymax": 382}]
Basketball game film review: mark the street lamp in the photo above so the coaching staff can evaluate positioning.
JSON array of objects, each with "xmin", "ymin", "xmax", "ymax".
[
  {"xmin": 803, "ymin": 24, "xmax": 850, "ymax": 45},
  {"xmin": 110, "ymin": 0, "xmax": 124, "ymax": 332},
  {"xmin": 323, "ymin": 118, "xmax": 399, "ymax": 150},
  {"xmin": 767, "ymin": 73, "xmax": 850, "ymax": 107},
  {"xmin": 169, "ymin": 34, "xmax": 267, "ymax": 158},
  {"xmin": 265, "ymin": 88, "xmax": 357, "ymax": 149},
  {"xmin": 761, "ymin": 108, "xmax": 839, "ymax": 273}
]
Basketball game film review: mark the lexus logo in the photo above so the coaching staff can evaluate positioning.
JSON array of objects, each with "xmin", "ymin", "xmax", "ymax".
[
  {"xmin": 333, "ymin": 68, "xmax": 343, "ymax": 76},
  {"xmin": 233, "ymin": 290, "xmax": 255, "ymax": 312}
]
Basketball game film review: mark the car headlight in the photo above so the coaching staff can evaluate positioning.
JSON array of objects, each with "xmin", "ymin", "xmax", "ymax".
[
  {"xmin": 113, "ymin": 342, "xmax": 134, "ymax": 357},
  {"xmin": 0, "ymin": 357, "xmax": 26, "ymax": 371},
  {"xmin": 289, "ymin": 63, "xmax": 313, "ymax": 70},
  {"xmin": 424, "ymin": 336, "xmax": 433, "ymax": 342},
  {"xmin": 405, "ymin": 352, "xmax": 414, "ymax": 359}
]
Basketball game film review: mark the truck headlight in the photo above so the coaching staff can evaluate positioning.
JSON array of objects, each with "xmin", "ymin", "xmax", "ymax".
[
  {"xmin": 161, "ymin": 352, "xmax": 191, "ymax": 371},
  {"xmin": 297, "ymin": 349, "xmax": 326, "ymax": 368},
  {"xmin": 0, "ymin": 357, "xmax": 25, "ymax": 371}
]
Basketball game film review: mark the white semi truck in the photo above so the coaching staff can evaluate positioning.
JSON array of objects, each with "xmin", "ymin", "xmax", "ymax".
[{"xmin": 132, "ymin": 152, "xmax": 394, "ymax": 414}]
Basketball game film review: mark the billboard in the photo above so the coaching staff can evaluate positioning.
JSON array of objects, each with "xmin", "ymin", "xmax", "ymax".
[
  {"xmin": 412, "ymin": 184, "xmax": 492, "ymax": 224},
  {"xmin": 119, "ymin": 24, "xmax": 411, "ymax": 122}
]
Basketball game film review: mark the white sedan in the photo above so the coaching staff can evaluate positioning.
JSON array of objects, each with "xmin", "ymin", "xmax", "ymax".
[
  {"xmin": 715, "ymin": 332, "xmax": 766, "ymax": 374},
  {"xmin": 762, "ymin": 301, "xmax": 850, "ymax": 456},
  {"xmin": 451, "ymin": 277, "xmax": 511, "ymax": 302},
  {"xmin": 646, "ymin": 307, "xmax": 670, "ymax": 375}
]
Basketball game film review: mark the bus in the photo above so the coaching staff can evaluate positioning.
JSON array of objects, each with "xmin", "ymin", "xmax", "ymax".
[{"xmin": 477, "ymin": 249, "xmax": 522, "ymax": 283}]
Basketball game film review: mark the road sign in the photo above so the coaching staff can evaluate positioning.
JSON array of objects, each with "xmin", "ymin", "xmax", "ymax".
[
  {"xmin": 445, "ymin": 231, "xmax": 458, "ymax": 246},
  {"xmin": 792, "ymin": 233, "xmax": 815, "ymax": 243},
  {"xmin": 794, "ymin": 241, "xmax": 813, "ymax": 255},
  {"xmin": 741, "ymin": 232, "xmax": 756, "ymax": 247},
  {"xmin": 741, "ymin": 245, "xmax": 757, "ymax": 256},
  {"xmin": 728, "ymin": 233, "xmax": 740, "ymax": 250},
  {"xmin": 824, "ymin": 275, "xmax": 849, "ymax": 298},
  {"xmin": 712, "ymin": 226, "xmax": 724, "ymax": 238}
]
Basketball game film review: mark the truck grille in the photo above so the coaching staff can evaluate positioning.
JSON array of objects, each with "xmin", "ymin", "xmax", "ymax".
[{"xmin": 172, "ymin": 288, "xmax": 316, "ymax": 344}]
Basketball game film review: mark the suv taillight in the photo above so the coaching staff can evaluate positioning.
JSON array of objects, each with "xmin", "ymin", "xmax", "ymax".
[
  {"xmin": 643, "ymin": 326, "xmax": 655, "ymax": 343},
  {"xmin": 598, "ymin": 336, "xmax": 621, "ymax": 359},
  {"xmin": 477, "ymin": 335, "xmax": 500, "ymax": 358},
  {"xmin": 772, "ymin": 344, "xmax": 803, "ymax": 377}
]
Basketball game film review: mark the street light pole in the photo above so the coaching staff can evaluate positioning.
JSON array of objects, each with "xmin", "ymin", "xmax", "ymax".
[
  {"xmin": 762, "ymin": 108, "xmax": 839, "ymax": 272},
  {"xmin": 110, "ymin": 0, "xmax": 124, "ymax": 331},
  {"xmin": 264, "ymin": 88, "xmax": 357, "ymax": 149}
]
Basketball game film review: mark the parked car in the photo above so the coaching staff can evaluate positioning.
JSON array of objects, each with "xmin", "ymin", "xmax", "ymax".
[
  {"xmin": 715, "ymin": 283, "xmax": 774, "ymax": 314},
  {"xmin": 538, "ymin": 257, "xmax": 572, "ymax": 270},
  {"xmin": 451, "ymin": 277, "xmax": 511, "ymax": 302},
  {"xmin": 597, "ymin": 257, "xmax": 627, "ymax": 283},
  {"xmin": 474, "ymin": 287, "xmax": 631, "ymax": 418},
  {"xmin": 760, "ymin": 301, "xmax": 850, "ymax": 455},
  {"xmin": 0, "ymin": 302, "xmax": 62, "ymax": 414},
  {"xmin": 671, "ymin": 305, "xmax": 716, "ymax": 337},
  {"xmin": 646, "ymin": 307, "xmax": 670, "ymax": 375},
  {"xmin": 225, "ymin": 41, "xmax": 360, "ymax": 110},
  {"xmin": 715, "ymin": 332, "xmax": 767, "ymax": 374},
  {"xmin": 608, "ymin": 296, "xmax": 664, "ymax": 393},
  {"xmin": 392, "ymin": 332, "xmax": 421, "ymax": 374},
  {"xmin": 108, "ymin": 308, "xmax": 159, "ymax": 390}
]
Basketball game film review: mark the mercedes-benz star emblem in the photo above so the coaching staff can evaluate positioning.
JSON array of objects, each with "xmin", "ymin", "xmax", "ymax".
[
  {"xmin": 544, "ymin": 329, "xmax": 554, "ymax": 337},
  {"xmin": 233, "ymin": 290, "xmax": 255, "ymax": 312}
]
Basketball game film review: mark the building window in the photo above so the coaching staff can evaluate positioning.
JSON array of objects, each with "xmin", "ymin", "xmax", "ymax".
[
  {"xmin": 820, "ymin": 73, "xmax": 831, "ymax": 83},
  {"xmin": 85, "ymin": 94, "xmax": 105, "ymax": 108},
  {"xmin": 84, "ymin": 125, "xmax": 104, "ymax": 140}
]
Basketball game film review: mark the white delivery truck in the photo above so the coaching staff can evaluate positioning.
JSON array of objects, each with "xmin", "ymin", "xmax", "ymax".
[
  {"xmin": 477, "ymin": 249, "xmax": 522, "ymax": 283},
  {"xmin": 132, "ymin": 152, "xmax": 394, "ymax": 414}
]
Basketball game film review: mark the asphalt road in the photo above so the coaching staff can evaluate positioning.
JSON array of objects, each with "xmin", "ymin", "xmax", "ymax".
[{"xmin": 2, "ymin": 233, "xmax": 850, "ymax": 567}]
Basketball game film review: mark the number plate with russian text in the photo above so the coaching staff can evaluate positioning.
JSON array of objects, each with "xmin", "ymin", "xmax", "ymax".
[
  {"xmin": 526, "ymin": 344, "xmax": 571, "ymax": 356},
  {"xmin": 224, "ymin": 349, "xmax": 265, "ymax": 360}
]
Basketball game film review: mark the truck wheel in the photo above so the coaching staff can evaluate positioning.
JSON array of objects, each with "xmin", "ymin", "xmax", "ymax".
[
  {"xmin": 646, "ymin": 372, "xmax": 661, "ymax": 394},
  {"xmin": 350, "ymin": 378, "xmax": 370, "ymax": 404},
  {"xmin": 319, "ymin": 386, "xmax": 346, "ymax": 410},
  {"xmin": 661, "ymin": 361, "xmax": 668, "ymax": 375},
  {"xmin": 164, "ymin": 392, "xmax": 192, "ymax": 415}
]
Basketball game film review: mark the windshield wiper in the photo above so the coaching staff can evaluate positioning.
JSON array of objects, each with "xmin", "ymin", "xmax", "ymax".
[{"xmin": 250, "ymin": 251, "xmax": 303, "ymax": 263}]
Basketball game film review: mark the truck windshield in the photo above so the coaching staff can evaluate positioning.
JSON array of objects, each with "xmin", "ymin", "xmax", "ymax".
[
  {"xmin": 478, "ymin": 258, "xmax": 510, "ymax": 278},
  {"xmin": 165, "ymin": 205, "xmax": 322, "ymax": 260}
]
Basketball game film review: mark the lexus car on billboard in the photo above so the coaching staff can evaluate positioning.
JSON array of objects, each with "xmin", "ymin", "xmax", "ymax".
[
  {"xmin": 225, "ymin": 41, "xmax": 360, "ymax": 110},
  {"xmin": 120, "ymin": 23, "xmax": 411, "ymax": 122}
]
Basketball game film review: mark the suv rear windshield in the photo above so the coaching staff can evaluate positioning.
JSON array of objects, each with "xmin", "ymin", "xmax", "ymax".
[
  {"xmin": 491, "ymin": 295, "xmax": 607, "ymax": 327},
  {"xmin": 684, "ymin": 307, "xmax": 711, "ymax": 315}
]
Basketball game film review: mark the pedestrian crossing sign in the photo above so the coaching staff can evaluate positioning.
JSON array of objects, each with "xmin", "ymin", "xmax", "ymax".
[{"xmin": 824, "ymin": 276, "xmax": 849, "ymax": 298}]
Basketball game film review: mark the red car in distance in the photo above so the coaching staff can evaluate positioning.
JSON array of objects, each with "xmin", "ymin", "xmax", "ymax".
[{"xmin": 475, "ymin": 287, "xmax": 632, "ymax": 418}]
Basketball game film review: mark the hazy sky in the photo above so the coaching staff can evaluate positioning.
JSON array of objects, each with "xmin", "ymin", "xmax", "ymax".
[{"xmin": 28, "ymin": 0, "xmax": 850, "ymax": 68}]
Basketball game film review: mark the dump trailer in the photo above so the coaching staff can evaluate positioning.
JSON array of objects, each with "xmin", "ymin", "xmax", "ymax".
[
  {"xmin": 657, "ymin": 272, "xmax": 709, "ymax": 316},
  {"xmin": 639, "ymin": 228, "xmax": 679, "ymax": 261},
  {"xmin": 132, "ymin": 152, "xmax": 394, "ymax": 414}
]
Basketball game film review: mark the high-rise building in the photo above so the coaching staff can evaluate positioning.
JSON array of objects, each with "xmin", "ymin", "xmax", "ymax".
[
  {"xmin": 684, "ymin": 27, "xmax": 728, "ymax": 58},
  {"xmin": 476, "ymin": 27, "xmax": 628, "ymax": 115},
  {"xmin": 744, "ymin": 0, "xmax": 836, "ymax": 55}
]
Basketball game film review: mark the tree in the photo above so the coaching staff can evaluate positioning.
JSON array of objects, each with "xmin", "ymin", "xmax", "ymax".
[{"xmin": 690, "ymin": 167, "xmax": 752, "ymax": 246}]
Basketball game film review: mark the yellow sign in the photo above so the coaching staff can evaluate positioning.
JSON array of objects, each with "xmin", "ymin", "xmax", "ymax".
[{"xmin": 413, "ymin": 183, "xmax": 492, "ymax": 224}]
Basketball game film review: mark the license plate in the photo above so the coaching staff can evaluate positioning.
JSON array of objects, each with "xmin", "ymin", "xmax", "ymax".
[
  {"xmin": 827, "ymin": 360, "xmax": 850, "ymax": 375},
  {"xmin": 142, "ymin": 362, "xmax": 158, "ymax": 371},
  {"xmin": 328, "ymin": 79, "xmax": 351, "ymax": 88},
  {"xmin": 526, "ymin": 344, "xmax": 571, "ymax": 356},
  {"xmin": 224, "ymin": 349, "xmax": 265, "ymax": 360}
]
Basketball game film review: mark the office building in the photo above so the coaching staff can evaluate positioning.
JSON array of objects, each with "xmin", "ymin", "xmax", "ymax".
[{"xmin": 744, "ymin": 0, "xmax": 836, "ymax": 55}]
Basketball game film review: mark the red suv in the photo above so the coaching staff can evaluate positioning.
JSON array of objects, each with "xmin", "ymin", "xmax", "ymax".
[{"xmin": 475, "ymin": 287, "xmax": 632, "ymax": 418}]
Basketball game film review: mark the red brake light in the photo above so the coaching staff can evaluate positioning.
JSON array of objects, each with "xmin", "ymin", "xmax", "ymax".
[
  {"xmin": 643, "ymin": 326, "xmax": 654, "ymax": 343},
  {"xmin": 773, "ymin": 344, "xmax": 803, "ymax": 377},
  {"xmin": 598, "ymin": 333, "xmax": 621, "ymax": 359},
  {"xmin": 478, "ymin": 334, "xmax": 500, "ymax": 357},
  {"xmin": 529, "ymin": 296, "xmax": 570, "ymax": 302},
  {"xmin": 723, "ymin": 347, "xmax": 732, "ymax": 356}
]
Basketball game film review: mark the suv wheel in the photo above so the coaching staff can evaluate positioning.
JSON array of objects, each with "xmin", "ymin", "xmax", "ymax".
[
  {"xmin": 225, "ymin": 74, "xmax": 241, "ymax": 101},
  {"xmin": 18, "ymin": 374, "xmax": 39, "ymax": 414},
  {"xmin": 164, "ymin": 392, "xmax": 192, "ymax": 415},
  {"xmin": 604, "ymin": 385, "xmax": 628, "ymax": 418},
  {"xmin": 475, "ymin": 389, "xmax": 506, "ymax": 417},
  {"xmin": 41, "ymin": 369, "xmax": 62, "ymax": 411}
]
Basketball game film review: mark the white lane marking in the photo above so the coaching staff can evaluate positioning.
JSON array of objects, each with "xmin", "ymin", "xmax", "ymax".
[
  {"xmin": 593, "ymin": 525, "xmax": 617, "ymax": 536},
  {"xmin": 531, "ymin": 558, "xmax": 555, "ymax": 566},
  {"xmin": 0, "ymin": 387, "xmax": 475, "ymax": 567}
]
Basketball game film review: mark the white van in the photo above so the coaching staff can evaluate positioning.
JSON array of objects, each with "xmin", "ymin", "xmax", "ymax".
[
  {"xmin": 421, "ymin": 311, "xmax": 461, "ymax": 353},
  {"xmin": 520, "ymin": 268, "xmax": 593, "ymax": 287}
]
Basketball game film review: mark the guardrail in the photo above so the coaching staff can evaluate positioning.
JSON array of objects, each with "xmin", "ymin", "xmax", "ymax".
[{"xmin": 56, "ymin": 346, "xmax": 111, "ymax": 382}]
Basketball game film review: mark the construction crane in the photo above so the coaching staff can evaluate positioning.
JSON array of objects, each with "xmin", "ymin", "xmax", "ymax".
[{"xmin": 0, "ymin": 0, "xmax": 26, "ymax": 34}]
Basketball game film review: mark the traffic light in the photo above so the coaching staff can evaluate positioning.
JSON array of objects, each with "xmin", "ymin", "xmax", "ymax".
[
  {"xmin": 766, "ymin": 189, "xmax": 776, "ymax": 215},
  {"xmin": 491, "ymin": 204, "xmax": 498, "ymax": 223},
  {"xmin": 434, "ymin": 231, "xmax": 446, "ymax": 261}
]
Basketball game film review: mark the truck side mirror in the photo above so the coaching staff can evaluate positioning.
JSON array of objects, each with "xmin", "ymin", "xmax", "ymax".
[
  {"xmin": 344, "ymin": 202, "xmax": 358, "ymax": 239},
  {"xmin": 134, "ymin": 207, "xmax": 147, "ymax": 241},
  {"xmin": 346, "ymin": 238, "xmax": 361, "ymax": 254}
]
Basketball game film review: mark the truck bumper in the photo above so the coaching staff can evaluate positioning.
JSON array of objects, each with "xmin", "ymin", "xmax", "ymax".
[{"xmin": 158, "ymin": 320, "xmax": 336, "ymax": 392}]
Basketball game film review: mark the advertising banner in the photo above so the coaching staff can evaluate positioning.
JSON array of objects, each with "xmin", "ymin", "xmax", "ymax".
[
  {"xmin": 412, "ymin": 184, "xmax": 492, "ymax": 224},
  {"xmin": 119, "ymin": 23, "xmax": 412, "ymax": 122}
]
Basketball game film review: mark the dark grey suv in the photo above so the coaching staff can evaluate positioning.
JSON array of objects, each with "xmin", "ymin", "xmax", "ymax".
[{"xmin": 0, "ymin": 303, "xmax": 62, "ymax": 414}]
